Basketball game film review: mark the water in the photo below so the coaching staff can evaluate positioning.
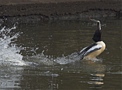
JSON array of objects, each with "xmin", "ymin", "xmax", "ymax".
[{"xmin": 0, "ymin": 19, "xmax": 121, "ymax": 90}]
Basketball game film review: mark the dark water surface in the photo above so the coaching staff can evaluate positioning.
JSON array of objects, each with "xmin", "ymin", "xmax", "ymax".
[{"xmin": 0, "ymin": 19, "xmax": 121, "ymax": 90}]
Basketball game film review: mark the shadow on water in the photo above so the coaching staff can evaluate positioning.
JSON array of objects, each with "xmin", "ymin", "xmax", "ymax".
[{"xmin": 0, "ymin": 19, "xmax": 121, "ymax": 90}]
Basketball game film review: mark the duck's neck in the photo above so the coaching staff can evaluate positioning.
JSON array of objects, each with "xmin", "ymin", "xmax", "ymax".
[{"xmin": 92, "ymin": 22, "xmax": 102, "ymax": 42}]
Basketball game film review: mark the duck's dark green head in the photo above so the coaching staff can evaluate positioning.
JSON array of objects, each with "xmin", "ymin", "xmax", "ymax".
[{"xmin": 90, "ymin": 19, "xmax": 102, "ymax": 42}]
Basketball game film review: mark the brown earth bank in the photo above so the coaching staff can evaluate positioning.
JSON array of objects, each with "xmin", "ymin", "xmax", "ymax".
[{"xmin": 0, "ymin": 0, "xmax": 122, "ymax": 23}]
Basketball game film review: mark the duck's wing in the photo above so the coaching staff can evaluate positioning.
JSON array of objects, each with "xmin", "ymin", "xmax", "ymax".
[
  {"xmin": 79, "ymin": 47, "xmax": 87, "ymax": 53},
  {"xmin": 79, "ymin": 43, "xmax": 97, "ymax": 54},
  {"xmin": 79, "ymin": 43, "xmax": 102, "ymax": 59},
  {"xmin": 84, "ymin": 44, "xmax": 102, "ymax": 56}
]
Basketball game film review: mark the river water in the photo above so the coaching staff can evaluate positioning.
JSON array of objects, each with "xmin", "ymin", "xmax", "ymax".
[{"xmin": 0, "ymin": 19, "xmax": 121, "ymax": 90}]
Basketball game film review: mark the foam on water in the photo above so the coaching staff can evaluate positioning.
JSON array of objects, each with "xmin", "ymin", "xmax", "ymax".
[{"xmin": 0, "ymin": 26, "xmax": 26, "ymax": 66}]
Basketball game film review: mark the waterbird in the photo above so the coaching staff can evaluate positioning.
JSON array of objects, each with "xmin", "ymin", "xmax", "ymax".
[{"xmin": 79, "ymin": 19, "xmax": 106, "ymax": 60}]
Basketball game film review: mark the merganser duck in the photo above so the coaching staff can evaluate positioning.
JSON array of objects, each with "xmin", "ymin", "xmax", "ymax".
[{"xmin": 79, "ymin": 19, "xmax": 106, "ymax": 60}]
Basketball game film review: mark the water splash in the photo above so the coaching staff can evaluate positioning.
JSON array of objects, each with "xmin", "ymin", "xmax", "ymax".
[
  {"xmin": 0, "ymin": 25, "xmax": 26, "ymax": 66},
  {"xmin": 24, "ymin": 51, "xmax": 81, "ymax": 66},
  {"xmin": 0, "ymin": 25, "xmax": 81, "ymax": 66}
]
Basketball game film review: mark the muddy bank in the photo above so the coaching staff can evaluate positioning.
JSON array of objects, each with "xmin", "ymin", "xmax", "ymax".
[{"xmin": 0, "ymin": 0, "xmax": 122, "ymax": 23}]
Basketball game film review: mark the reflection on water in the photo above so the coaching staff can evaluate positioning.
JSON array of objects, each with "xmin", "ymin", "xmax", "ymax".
[
  {"xmin": 0, "ymin": 19, "xmax": 121, "ymax": 90},
  {"xmin": 81, "ymin": 60, "xmax": 105, "ymax": 89}
]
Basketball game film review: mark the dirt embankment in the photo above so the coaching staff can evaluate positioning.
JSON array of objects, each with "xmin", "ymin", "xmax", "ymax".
[{"xmin": 0, "ymin": 0, "xmax": 121, "ymax": 23}]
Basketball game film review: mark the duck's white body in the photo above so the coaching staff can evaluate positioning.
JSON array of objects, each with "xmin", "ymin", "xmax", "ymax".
[{"xmin": 83, "ymin": 41, "xmax": 106, "ymax": 60}]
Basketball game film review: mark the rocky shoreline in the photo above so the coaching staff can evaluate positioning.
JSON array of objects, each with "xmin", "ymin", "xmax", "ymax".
[{"xmin": 0, "ymin": 0, "xmax": 122, "ymax": 23}]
